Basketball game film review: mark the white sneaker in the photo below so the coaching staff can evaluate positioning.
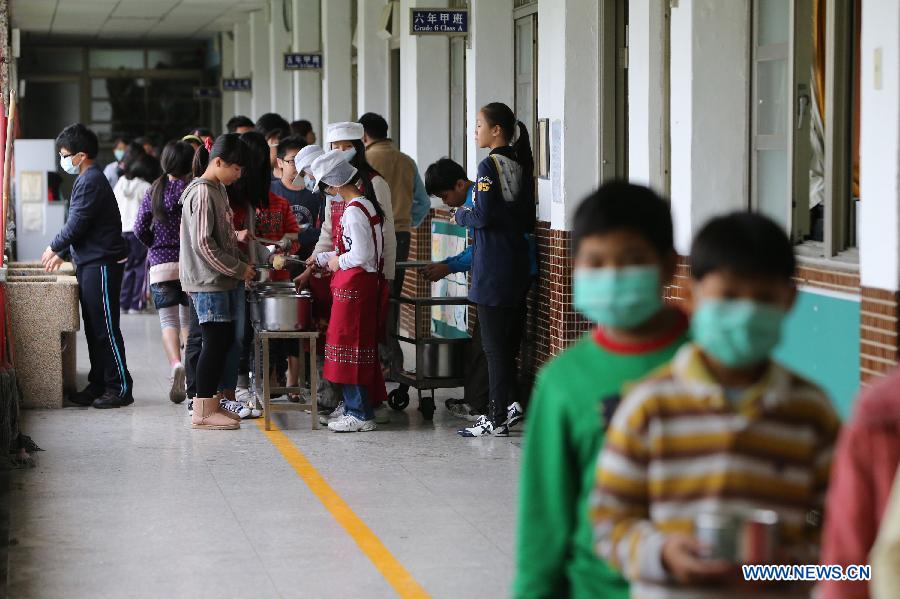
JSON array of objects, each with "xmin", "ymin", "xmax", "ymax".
[
  {"xmin": 235, "ymin": 387, "xmax": 255, "ymax": 403},
  {"xmin": 220, "ymin": 399, "xmax": 251, "ymax": 419},
  {"xmin": 187, "ymin": 397, "xmax": 194, "ymax": 417},
  {"xmin": 506, "ymin": 401, "xmax": 525, "ymax": 428},
  {"xmin": 318, "ymin": 401, "xmax": 345, "ymax": 426},
  {"xmin": 169, "ymin": 364, "xmax": 186, "ymax": 404},
  {"xmin": 374, "ymin": 403, "xmax": 390, "ymax": 424},
  {"xmin": 328, "ymin": 414, "xmax": 376, "ymax": 433},
  {"xmin": 458, "ymin": 415, "xmax": 495, "ymax": 437}
]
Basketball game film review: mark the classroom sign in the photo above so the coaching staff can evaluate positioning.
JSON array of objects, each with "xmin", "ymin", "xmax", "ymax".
[
  {"xmin": 284, "ymin": 53, "xmax": 323, "ymax": 70},
  {"xmin": 410, "ymin": 8, "xmax": 469, "ymax": 35},
  {"xmin": 222, "ymin": 78, "xmax": 252, "ymax": 92}
]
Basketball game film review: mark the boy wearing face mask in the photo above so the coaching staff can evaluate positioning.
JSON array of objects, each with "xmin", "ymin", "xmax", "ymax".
[
  {"xmin": 590, "ymin": 212, "xmax": 840, "ymax": 599},
  {"xmin": 514, "ymin": 182, "xmax": 687, "ymax": 599}
]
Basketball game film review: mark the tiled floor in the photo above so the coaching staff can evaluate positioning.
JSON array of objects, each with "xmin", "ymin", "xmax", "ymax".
[{"xmin": 7, "ymin": 314, "xmax": 521, "ymax": 598}]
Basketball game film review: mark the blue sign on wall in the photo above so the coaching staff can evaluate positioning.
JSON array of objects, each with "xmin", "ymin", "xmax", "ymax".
[
  {"xmin": 284, "ymin": 53, "xmax": 323, "ymax": 70},
  {"xmin": 193, "ymin": 87, "xmax": 221, "ymax": 99},
  {"xmin": 222, "ymin": 78, "xmax": 252, "ymax": 92},
  {"xmin": 410, "ymin": 8, "xmax": 469, "ymax": 35}
]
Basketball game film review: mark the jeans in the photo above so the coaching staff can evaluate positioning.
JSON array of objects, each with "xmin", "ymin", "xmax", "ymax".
[
  {"xmin": 477, "ymin": 300, "xmax": 527, "ymax": 426},
  {"xmin": 343, "ymin": 384, "xmax": 374, "ymax": 421}
]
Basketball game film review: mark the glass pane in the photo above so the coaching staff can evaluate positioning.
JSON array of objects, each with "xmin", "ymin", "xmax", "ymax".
[
  {"xmin": 757, "ymin": 58, "xmax": 787, "ymax": 135},
  {"xmin": 759, "ymin": 0, "xmax": 790, "ymax": 46},
  {"xmin": 91, "ymin": 100, "xmax": 113, "ymax": 121},
  {"xmin": 757, "ymin": 148, "xmax": 789, "ymax": 229},
  {"xmin": 514, "ymin": 17, "xmax": 534, "ymax": 140},
  {"xmin": 91, "ymin": 79, "xmax": 109, "ymax": 98},
  {"xmin": 89, "ymin": 49, "xmax": 144, "ymax": 70},
  {"xmin": 21, "ymin": 47, "xmax": 83, "ymax": 74},
  {"xmin": 147, "ymin": 48, "xmax": 204, "ymax": 70}
]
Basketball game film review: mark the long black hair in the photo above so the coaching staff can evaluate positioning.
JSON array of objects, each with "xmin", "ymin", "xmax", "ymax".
[
  {"xmin": 225, "ymin": 131, "xmax": 271, "ymax": 209},
  {"xmin": 192, "ymin": 133, "xmax": 247, "ymax": 178},
  {"xmin": 480, "ymin": 102, "xmax": 535, "ymax": 232},
  {"xmin": 150, "ymin": 140, "xmax": 194, "ymax": 224},
  {"xmin": 124, "ymin": 152, "xmax": 161, "ymax": 184}
]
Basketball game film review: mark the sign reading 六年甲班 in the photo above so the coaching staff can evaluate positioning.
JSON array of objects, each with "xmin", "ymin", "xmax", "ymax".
[{"xmin": 410, "ymin": 8, "xmax": 468, "ymax": 35}]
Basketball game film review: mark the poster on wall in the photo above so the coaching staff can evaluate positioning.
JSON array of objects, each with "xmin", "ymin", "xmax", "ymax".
[
  {"xmin": 431, "ymin": 219, "xmax": 469, "ymax": 338},
  {"xmin": 21, "ymin": 203, "xmax": 44, "ymax": 233},
  {"xmin": 20, "ymin": 171, "xmax": 43, "ymax": 203}
]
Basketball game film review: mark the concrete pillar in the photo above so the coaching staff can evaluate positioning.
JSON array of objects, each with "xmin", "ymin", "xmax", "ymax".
[
  {"xmin": 536, "ymin": 0, "xmax": 600, "ymax": 230},
  {"xmin": 250, "ymin": 9, "xmax": 272, "ymax": 119},
  {"xmin": 221, "ymin": 32, "xmax": 236, "ymax": 131},
  {"xmin": 668, "ymin": 0, "xmax": 750, "ymax": 254},
  {"xmin": 291, "ymin": 0, "xmax": 322, "ymax": 138},
  {"xmin": 465, "ymin": 0, "xmax": 514, "ymax": 178},
  {"xmin": 321, "ymin": 0, "xmax": 353, "ymax": 131},
  {"xmin": 399, "ymin": 0, "xmax": 450, "ymax": 167},
  {"xmin": 628, "ymin": 0, "xmax": 668, "ymax": 194},
  {"xmin": 233, "ymin": 21, "xmax": 252, "ymax": 118},
  {"xmin": 357, "ymin": 0, "xmax": 391, "ymax": 125},
  {"xmin": 270, "ymin": 0, "xmax": 293, "ymax": 118}
]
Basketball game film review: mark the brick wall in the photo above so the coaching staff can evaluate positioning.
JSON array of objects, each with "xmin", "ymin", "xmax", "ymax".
[
  {"xmin": 399, "ymin": 213, "xmax": 434, "ymax": 339},
  {"xmin": 860, "ymin": 287, "xmax": 900, "ymax": 383}
]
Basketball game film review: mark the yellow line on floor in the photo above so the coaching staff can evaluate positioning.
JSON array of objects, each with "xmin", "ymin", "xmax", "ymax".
[{"xmin": 254, "ymin": 419, "xmax": 431, "ymax": 599}]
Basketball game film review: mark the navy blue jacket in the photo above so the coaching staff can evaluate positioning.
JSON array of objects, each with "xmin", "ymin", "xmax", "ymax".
[
  {"xmin": 454, "ymin": 147, "xmax": 533, "ymax": 307},
  {"xmin": 50, "ymin": 164, "xmax": 128, "ymax": 267}
]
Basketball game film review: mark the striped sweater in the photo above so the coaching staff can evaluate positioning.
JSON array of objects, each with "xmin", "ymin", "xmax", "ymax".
[
  {"xmin": 179, "ymin": 177, "xmax": 247, "ymax": 293},
  {"xmin": 590, "ymin": 343, "xmax": 840, "ymax": 599}
]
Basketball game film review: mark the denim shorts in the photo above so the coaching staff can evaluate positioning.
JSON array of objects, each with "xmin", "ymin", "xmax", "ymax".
[
  {"xmin": 191, "ymin": 285, "xmax": 244, "ymax": 324},
  {"xmin": 150, "ymin": 281, "xmax": 188, "ymax": 309}
]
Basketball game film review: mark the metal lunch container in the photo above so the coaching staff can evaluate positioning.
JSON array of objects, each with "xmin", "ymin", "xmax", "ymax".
[
  {"xmin": 259, "ymin": 289, "xmax": 313, "ymax": 331},
  {"xmin": 739, "ymin": 509, "xmax": 779, "ymax": 564},
  {"xmin": 694, "ymin": 512, "xmax": 739, "ymax": 561}
]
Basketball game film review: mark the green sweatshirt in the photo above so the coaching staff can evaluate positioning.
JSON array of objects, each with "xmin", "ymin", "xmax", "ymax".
[{"xmin": 513, "ymin": 312, "xmax": 689, "ymax": 599}]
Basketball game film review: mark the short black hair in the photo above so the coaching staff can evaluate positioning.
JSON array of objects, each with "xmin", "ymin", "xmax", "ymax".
[
  {"xmin": 192, "ymin": 127, "xmax": 215, "ymax": 138},
  {"xmin": 424, "ymin": 158, "xmax": 467, "ymax": 196},
  {"xmin": 358, "ymin": 112, "xmax": 389, "ymax": 140},
  {"xmin": 226, "ymin": 115, "xmax": 255, "ymax": 133},
  {"xmin": 276, "ymin": 135, "xmax": 307, "ymax": 159},
  {"xmin": 690, "ymin": 212, "xmax": 796, "ymax": 281},
  {"xmin": 55, "ymin": 123, "xmax": 99, "ymax": 159},
  {"xmin": 291, "ymin": 119, "xmax": 313, "ymax": 137},
  {"xmin": 126, "ymin": 152, "xmax": 162, "ymax": 183},
  {"xmin": 573, "ymin": 181, "xmax": 674, "ymax": 256},
  {"xmin": 255, "ymin": 113, "xmax": 291, "ymax": 141}
]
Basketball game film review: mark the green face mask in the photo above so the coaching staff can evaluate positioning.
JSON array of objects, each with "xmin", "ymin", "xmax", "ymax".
[
  {"xmin": 572, "ymin": 265, "xmax": 663, "ymax": 328},
  {"xmin": 690, "ymin": 299, "xmax": 786, "ymax": 367}
]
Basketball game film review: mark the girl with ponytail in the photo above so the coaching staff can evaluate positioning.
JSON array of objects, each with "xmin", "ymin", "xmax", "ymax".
[
  {"xmin": 452, "ymin": 102, "xmax": 534, "ymax": 437},
  {"xmin": 133, "ymin": 140, "xmax": 195, "ymax": 404}
]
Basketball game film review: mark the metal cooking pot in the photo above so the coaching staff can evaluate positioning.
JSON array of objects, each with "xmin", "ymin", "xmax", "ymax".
[
  {"xmin": 259, "ymin": 289, "xmax": 313, "ymax": 331},
  {"xmin": 254, "ymin": 265, "xmax": 274, "ymax": 283},
  {"xmin": 421, "ymin": 342, "xmax": 467, "ymax": 378}
]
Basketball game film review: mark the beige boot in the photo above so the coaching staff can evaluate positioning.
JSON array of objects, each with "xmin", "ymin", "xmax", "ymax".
[{"xmin": 191, "ymin": 397, "xmax": 240, "ymax": 430}]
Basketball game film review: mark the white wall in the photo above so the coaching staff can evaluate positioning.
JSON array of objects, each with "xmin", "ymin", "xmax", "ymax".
[
  {"xmin": 292, "ymin": 0, "xmax": 322, "ymax": 137},
  {"xmin": 220, "ymin": 32, "xmax": 235, "ymax": 132},
  {"xmin": 270, "ymin": 0, "xmax": 293, "ymax": 118},
  {"xmin": 357, "ymin": 0, "xmax": 391, "ymax": 125},
  {"xmin": 321, "ymin": 0, "xmax": 353, "ymax": 130},
  {"xmin": 250, "ymin": 9, "xmax": 272, "ymax": 118},
  {"xmin": 466, "ymin": 0, "xmax": 514, "ymax": 178},
  {"xmin": 232, "ymin": 21, "xmax": 252, "ymax": 118},
  {"xmin": 669, "ymin": 0, "xmax": 749, "ymax": 254},
  {"xmin": 859, "ymin": 0, "xmax": 900, "ymax": 290},
  {"xmin": 537, "ymin": 0, "xmax": 600, "ymax": 230},
  {"xmin": 399, "ymin": 0, "xmax": 450, "ymax": 168}
]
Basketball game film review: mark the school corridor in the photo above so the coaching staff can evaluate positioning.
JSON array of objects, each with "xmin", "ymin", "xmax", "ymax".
[{"xmin": 3, "ymin": 313, "xmax": 519, "ymax": 598}]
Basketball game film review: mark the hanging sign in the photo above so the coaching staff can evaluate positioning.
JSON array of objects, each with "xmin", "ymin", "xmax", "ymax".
[
  {"xmin": 193, "ymin": 86, "xmax": 221, "ymax": 99},
  {"xmin": 284, "ymin": 53, "xmax": 323, "ymax": 70},
  {"xmin": 222, "ymin": 78, "xmax": 252, "ymax": 92},
  {"xmin": 410, "ymin": 8, "xmax": 469, "ymax": 35}
]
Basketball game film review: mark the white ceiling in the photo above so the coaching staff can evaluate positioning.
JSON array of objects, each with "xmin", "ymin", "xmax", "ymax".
[{"xmin": 11, "ymin": 0, "xmax": 269, "ymax": 39}]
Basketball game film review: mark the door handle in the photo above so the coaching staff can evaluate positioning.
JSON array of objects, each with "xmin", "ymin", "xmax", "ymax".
[{"xmin": 796, "ymin": 94, "xmax": 809, "ymax": 130}]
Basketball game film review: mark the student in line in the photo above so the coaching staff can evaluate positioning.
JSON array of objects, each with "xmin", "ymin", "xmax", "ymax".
[
  {"xmin": 256, "ymin": 112, "xmax": 292, "ymax": 174},
  {"xmin": 272, "ymin": 135, "xmax": 320, "ymax": 260},
  {"xmin": 513, "ymin": 182, "xmax": 688, "ymax": 599},
  {"xmin": 226, "ymin": 115, "xmax": 255, "ymax": 135},
  {"xmin": 115, "ymin": 152, "xmax": 161, "ymax": 314},
  {"xmin": 453, "ymin": 102, "xmax": 534, "ymax": 437},
  {"xmin": 133, "ymin": 140, "xmax": 195, "ymax": 404},
  {"xmin": 43, "ymin": 123, "xmax": 133, "ymax": 409},
  {"xmin": 590, "ymin": 212, "xmax": 841, "ymax": 598},
  {"xmin": 309, "ymin": 150, "xmax": 388, "ymax": 433},
  {"xmin": 179, "ymin": 134, "xmax": 255, "ymax": 430},
  {"xmin": 103, "ymin": 136, "xmax": 130, "ymax": 188},
  {"xmin": 291, "ymin": 119, "xmax": 317, "ymax": 146}
]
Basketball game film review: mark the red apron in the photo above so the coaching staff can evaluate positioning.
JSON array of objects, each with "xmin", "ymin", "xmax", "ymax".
[{"xmin": 323, "ymin": 200, "xmax": 389, "ymax": 406}]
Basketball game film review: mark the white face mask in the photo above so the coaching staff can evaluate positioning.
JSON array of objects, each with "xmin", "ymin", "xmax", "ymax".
[
  {"xmin": 60, "ymin": 154, "xmax": 81, "ymax": 175},
  {"xmin": 305, "ymin": 175, "xmax": 317, "ymax": 192}
]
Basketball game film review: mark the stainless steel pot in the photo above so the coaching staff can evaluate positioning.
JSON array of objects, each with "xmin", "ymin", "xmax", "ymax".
[
  {"xmin": 254, "ymin": 265, "xmax": 274, "ymax": 283},
  {"xmin": 259, "ymin": 290, "xmax": 313, "ymax": 331},
  {"xmin": 421, "ymin": 342, "xmax": 466, "ymax": 378}
]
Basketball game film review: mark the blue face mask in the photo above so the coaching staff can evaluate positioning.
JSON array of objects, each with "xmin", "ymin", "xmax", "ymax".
[
  {"xmin": 113, "ymin": 149, "xmax": 125, "ymax": 161},
  {"xmin": 60, "ymin": 154, "xmax": 81, "ymax": 175},
  {"xmin": 572, "ymin": 266, "xmax": 663, "ymax": 328},
  {"xmin": 305, "ymin": 175, "xmax": 317, "ymax": 192},
  {"xmin": 340, "ymin": 147, "xmax": 357, "ymax": 162},
  {"xmin": 690, "ymin": 299, "xmax": 786, "ymax": 367}
]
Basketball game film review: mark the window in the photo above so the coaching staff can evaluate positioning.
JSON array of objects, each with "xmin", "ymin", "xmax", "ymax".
[
  {"xmin": 750, "ymin": 0, "xmax": 860, "ymax": 259},
  {"xmin": 514, "ymin": 6, "xmax": 538, "ymax": 200}
]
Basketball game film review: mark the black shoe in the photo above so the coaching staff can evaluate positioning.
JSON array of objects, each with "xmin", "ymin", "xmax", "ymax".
[
  {"xmin": 68, "ymin": 387, "xmax": 102, "ymax": 406},
  {"xmin": 92, "ymin": 392, "xmax": 134, "ymax": 409}
]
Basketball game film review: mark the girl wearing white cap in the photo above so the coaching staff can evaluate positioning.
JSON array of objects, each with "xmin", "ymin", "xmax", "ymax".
[{"xmin": 309, "ymin": 150, "xmax": 388, "ymax": 432}]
